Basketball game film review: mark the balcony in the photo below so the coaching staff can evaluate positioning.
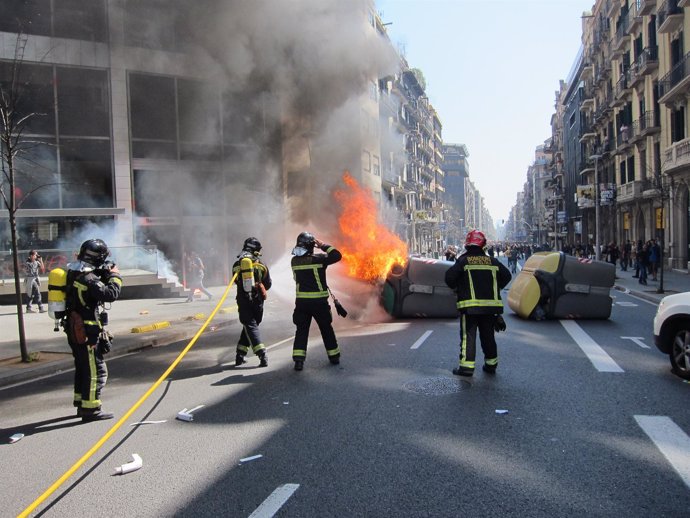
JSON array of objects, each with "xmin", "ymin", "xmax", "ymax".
[
  {"xmin": 658, "ymin": 51, "xmax": 690, "ymax": 105},
  {"xmin": 611, "ymin": 73, "xmax": 630, "ymax": 106},
  {"xmin": 616, "ymin": 125, "xmax": 632, "ymax": 152},
  {"xmin": 663, "ymin": 138, "xmax": 690, "ymax": 174},
  {"xmin": 628, "ymin": 3, "xmax": 642, "ymax": 34},
  {"xmin": 579, "ymin": 122, "xmax": 597, "ymax": 143},
  {"xmin": 658, "ymin": 0, "xmax": 684, "ymax": 34},
  {"xmin": 637, "ymin": 45, "xmax": 658, "ymax": 76},
  {"xmin": 582, "ymin": 61, "xmax": 595, "ymax": 81},
  {"xmin": 612, "ymin": 13, "xmax": 630, "ymax": 54},
  {"xmin": 580, "ymin": 87, "xmax": 595, "ymax": 112},
  {"xmin": 617, "ymin": 180, "xmax": 644, "ymax": 203},
  {"xmin": 606, "ymin": 0, "xmax": 620, "ymax": 18},
  {"xmin": 579, "ymin": 160, "xmax": 595, "ymax": 177},
  {"xmin": 638, "ymin": 110, "xmax": 660, "ymax": 137},
  {"xmin": 638, "ymin": 0, "xmax": 657, "ymax": 15}
]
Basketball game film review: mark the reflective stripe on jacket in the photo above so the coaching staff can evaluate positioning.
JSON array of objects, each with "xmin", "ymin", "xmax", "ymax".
[
  {"xmin": 291, "ymin": 245, "xmax": 341, "ymax": 299},
  {"xmin": 445, "ymin": 248, "xmax": 511, "ymax": 315}
]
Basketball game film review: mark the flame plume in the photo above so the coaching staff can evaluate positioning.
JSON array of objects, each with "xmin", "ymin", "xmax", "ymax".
[{"xmin": 334, "ymin": 172, "xmax": 408, "ymax": 282}]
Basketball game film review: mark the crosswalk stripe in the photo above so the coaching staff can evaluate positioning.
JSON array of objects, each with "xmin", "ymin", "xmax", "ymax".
[
  {"xmin": 411, "ymin": 330, "xmax": 433, "ymax": 350},
  {"xmin": 635, "ymin": 415, "xmax": 690, "ymax": 489}
]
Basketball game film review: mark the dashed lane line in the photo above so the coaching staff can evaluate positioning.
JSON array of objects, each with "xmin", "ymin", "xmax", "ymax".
[
  {"xmin": 249, "ymin": 483, "xmax": 300, "ymax": 518},
  {"xmin": 410, "ymin": 330, "xmax": 433, "ymax": 350},
  {"xmin": 635, "ymin": 415, "xmax": 690, "ymax": 490},
  {"xmin": 560, "ymin": 320, "xmax": 624, "ymax": 372}
]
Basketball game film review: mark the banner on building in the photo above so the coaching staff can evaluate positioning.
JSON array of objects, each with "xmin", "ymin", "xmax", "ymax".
[
  {"xmin": 577, "ymin": 185, "xmax": 595, "ymax": 208},
  {"xmin": 623, "ymin": 212, "xmax": 630, "ymax": 230},
  {"xmin": 656, "ymin": 207, "xmax": 664, "ymax": 229},
  {"xmin": 600, "ymin": 183, "xmax": 616, "ymax": 206},
  {"xmin": 557, "ymin": 211, "xmax": 567, "ymax": 224}
]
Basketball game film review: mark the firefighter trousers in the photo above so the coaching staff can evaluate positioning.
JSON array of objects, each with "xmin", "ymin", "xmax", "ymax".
[
  {"xmin": 292, "ymin": 298, "xmax": 340, "ymax": 361},
  {"xmin": 69, "ymin": 342, "xmax": 107, "ymax": 410},
  {"xmin": 236, "ymin": 300, "xmax": 266, "ymax": 356},
  {"xmin": 458, "ymin": 313, "xmax": 498, "ymax": 371}
]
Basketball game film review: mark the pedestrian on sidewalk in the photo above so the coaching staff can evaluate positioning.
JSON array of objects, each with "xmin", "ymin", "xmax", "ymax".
[
  {"xmin": 649, "ymin": 239, "xmax": 660, "ymax": 281},
  {"xmin": 638, "ymin": 241, "xmax": 650, "ymax": 285},
  {"xmin": 24, "ymin": 250, "xmax": 46, "ymax": 313},
  {"xmin": 290, "ymin": 232, "xmax": 342, "ymax": 371},
  {"xmin": 185, "ymin": 251, "xmax": 213, "ymax": 302},
  {"xmin": 64, "ymin": 239, "xmax": 122, "ymax": 422},
  {"xmin": 232, "ymin": 237, "xmax": 271, "ymax": 368},
  {"xmin": 632, "ymin": 239, "xmax": 643, "ymax": 278}
]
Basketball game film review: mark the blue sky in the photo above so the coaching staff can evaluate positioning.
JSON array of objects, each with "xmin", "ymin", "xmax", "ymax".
[{"xmin": 375, "ymin": 0, "xmax": 594, "ymax": 224}]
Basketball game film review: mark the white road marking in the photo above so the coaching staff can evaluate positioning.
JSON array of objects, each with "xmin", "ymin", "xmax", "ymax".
[
  {"xmin": 634, "ymin": 415, "xmax": 690, "ymax": 489},
  {"xmin": 560, "ymin": 320, "xmax": 624, "ymax": 372},
  {"xmin": 249, "ymin": 483, "xmax": 300, "ymax": 518},
  {"xmin": 410, "ymin": 330, "xmax": 433, "ymax": 350},
  {"xmin": 621, "ymin": 336, "xmax": 651, "ymax": 349},
  {"xmin": 267, "ymin": 337, "xmax": 293, "ymax": 350},
  {"xmin": 616, "ymin": 301, "xmax": 638, "ymax": 307}
]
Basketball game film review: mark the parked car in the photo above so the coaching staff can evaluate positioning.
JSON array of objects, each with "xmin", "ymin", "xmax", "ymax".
[{"xmin": 653, "ymin": 292, "xmax": 690, "ymax": 380}]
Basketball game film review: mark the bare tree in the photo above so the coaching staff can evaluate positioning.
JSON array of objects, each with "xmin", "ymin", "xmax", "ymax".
[{"xmin": 0, "ymin": 33, "xmax": 50, "ymax": 362}]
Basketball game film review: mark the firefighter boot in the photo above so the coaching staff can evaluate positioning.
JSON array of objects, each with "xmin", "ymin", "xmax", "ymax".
[
  {"xmin": 294, "ymin": 360, "xmax": 304, "ymax": 371},
  {"xmin": 452, "ymin": 367, "xmax": 474, "ymax": 377},
  {"xmin": 80, "ymin": 408, "xmax": 115, "ymax": 422},
  {"xmin": 258, "ymin": 352, "xmax": 268, "ymax": 367},
  {"xmin": 235, "ymin": 354, "xmax": 246, "ymax": 367}
]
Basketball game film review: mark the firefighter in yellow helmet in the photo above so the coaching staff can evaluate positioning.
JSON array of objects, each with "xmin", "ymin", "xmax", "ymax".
[
  {"xmin": 232, "ymin": 237, "xmax": 271, "ymax": 367},
  {"xmin": 290, "ymin": 231, "xmax": 342, "ymax": 371},
  {"xmin": 445, "ymin": 230, "xmax": 511, "ymax": 377}
]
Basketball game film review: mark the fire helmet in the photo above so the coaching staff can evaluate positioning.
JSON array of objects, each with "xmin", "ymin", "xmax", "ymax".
[
  {"xmin": 78, "ymin": 238, "xmax": 110, "ymax": 266},
  {"xmin": 464, "ymin": 229, "xmax": 487, "ymax": 249},
  {"xmin": 292, "ymin": 231, "xmax": 315, "ymax": 256},
  {"xmin": 242, "ymin": 237, "xmax": 262, "ymax": 255}
]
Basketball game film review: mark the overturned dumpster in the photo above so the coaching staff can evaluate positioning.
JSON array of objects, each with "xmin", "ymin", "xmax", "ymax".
[
  {"xmin": 507, "ymin": 252, "xmax": 615, "ymax": 320},
  {"xmin": 381, "ymin": 256, "xmax": 457, "ymax": 318}
]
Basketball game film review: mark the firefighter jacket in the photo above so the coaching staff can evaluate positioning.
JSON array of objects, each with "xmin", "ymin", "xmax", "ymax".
[
  {"xmin": 232, "ymin": 254, "xmax": 272, "ymax": 303},
  {"xmin": 291, "ymin": 244, "xmax": 341, "ymax": 299},
  {"xmin": 65, "ymin": 264, "xmax": 122, "ymax": 345},
  {"xmin": 445, "ymin": 247, "xmax": 511, "ymax": 315}
]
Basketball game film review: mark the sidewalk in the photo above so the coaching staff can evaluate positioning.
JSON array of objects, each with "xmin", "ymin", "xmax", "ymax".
[
  {"xmin": 0, "ymin": 285, "xmax": 239, "ymax": 388},
  {"xmin": 1, "ymin": 264, "xmax": 689, "ymax": 389}
]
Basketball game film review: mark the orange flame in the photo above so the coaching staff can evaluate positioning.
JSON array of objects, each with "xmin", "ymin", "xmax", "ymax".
[{"xmin": 334, "ymin": 172, "xmax": 408, "ymax": 282}]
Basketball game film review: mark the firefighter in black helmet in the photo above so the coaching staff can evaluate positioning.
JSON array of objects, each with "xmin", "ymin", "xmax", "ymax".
[
  {"xmin": 64, "ymin": 239, "xmax": 122, "ymax": 421},
  {"xmin": 290, "ymin": 232, "xmax": 342, "ymax": 371},
  {"xmin": 232, "ymin": 237, "xmax": 272, "ymax": 367},
  {"xmin": 445, "ymin": 230, "xmax": 511, "ymax": 377}
]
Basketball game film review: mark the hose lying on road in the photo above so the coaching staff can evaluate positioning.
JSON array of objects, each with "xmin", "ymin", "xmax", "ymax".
[{"xmin": 18, "ymin": 273, "xmax": 238, "ymax": 518}]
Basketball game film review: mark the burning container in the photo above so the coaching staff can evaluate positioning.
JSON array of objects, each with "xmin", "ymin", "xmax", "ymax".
[
  {"xmin": 507, "ymin": 252, "xmax": 615, "ymax": 320},
  {"xmin": 381, "ymin": 256, "xmax": 457, "ymax": 318}
]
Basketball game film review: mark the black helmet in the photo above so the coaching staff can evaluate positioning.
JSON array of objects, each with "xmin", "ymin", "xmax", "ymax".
[
  {"xmin": 293, "ymin": 232, "xmax": 315, "ymax": 256},
  {"xmin": 78, "ymin": 238, "xmax": 110, "ymax": 266},
  {"xmin": 242, "ymin": 237, "xmax": 262, "ymax": 255}
]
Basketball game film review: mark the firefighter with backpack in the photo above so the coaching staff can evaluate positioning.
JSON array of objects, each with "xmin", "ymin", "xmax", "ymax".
[{"xmin": 232, "ymin": 237, "xmax": 272, "ymax": 367}]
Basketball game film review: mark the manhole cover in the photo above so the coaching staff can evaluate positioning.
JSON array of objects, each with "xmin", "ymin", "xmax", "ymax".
[{"xmin": 403, "ymin": 376, "xmax": 470, "ymax": 395}]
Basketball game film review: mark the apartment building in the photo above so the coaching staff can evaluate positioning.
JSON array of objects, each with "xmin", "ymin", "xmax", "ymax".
[{"xmin": 543, "ymin": 0, "xmax": 690, "ymax": 268}]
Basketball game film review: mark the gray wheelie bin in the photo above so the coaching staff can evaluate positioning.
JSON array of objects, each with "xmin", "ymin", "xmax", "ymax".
[
  {"xmin": 381, "ymin": 256, "xmax": 457, "ymax": 318},
  {"xmin": 507, "ymin": 252, "xmax": 615, "ymax": 320}
]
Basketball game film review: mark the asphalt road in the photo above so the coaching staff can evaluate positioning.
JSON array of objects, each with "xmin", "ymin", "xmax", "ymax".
[{"xmin": 1, "ymin": 287, "xmax": 688, "ymax": 517}]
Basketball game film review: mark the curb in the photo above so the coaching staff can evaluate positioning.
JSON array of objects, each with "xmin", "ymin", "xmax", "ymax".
[{"xmin": 613, "ymin": 284, "xmax": 662, "ymax": 305}]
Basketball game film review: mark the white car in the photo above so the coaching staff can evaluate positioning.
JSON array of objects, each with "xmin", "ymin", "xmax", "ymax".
[{"xmin": 653, "ymin": 291, "xmax": 690, "ymax": 380}]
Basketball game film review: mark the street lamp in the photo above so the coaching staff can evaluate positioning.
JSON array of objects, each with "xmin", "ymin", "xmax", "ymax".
[{"xmin": 590, "ymin": 154, "xmax": 602, "ymax": 261}]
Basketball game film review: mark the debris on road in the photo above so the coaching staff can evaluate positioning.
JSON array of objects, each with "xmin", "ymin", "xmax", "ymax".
[
  {"xmin": 9, "ymin": 433, "xmax": 24, "ymax": 444},
  {"xmin": 240, "ymin": 454, "xmax": 263, "ymax": 463},
  {"xmin": 176, "ymin": 404, "xmax": 205, "ymax": 422},
  {"xmin": 114, "ymin": 453, "xmax": 143, "ymax": 475},
  {"xmin": 495, "ymin": 409, "xmax": 509, "ymax": 415},
  {"xmin": 129, "ymin": 420, "xmax": 167, "ymax": 426}
]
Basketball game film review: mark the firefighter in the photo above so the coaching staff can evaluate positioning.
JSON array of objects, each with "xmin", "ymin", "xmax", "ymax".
[
  {"xmin": 232, "ymin": 237, "xmax": 271, "ymax": 367},
  {"xmin": 445, "ymin": 229, "xmax": 511, "ymax": 377},
  {"xmin": 64, "ymin": 239, "xmax": 122, "ymax": 421},
  {"xmin": 290, "ymin": 232, "xmax": 342, "ymax": 371}
]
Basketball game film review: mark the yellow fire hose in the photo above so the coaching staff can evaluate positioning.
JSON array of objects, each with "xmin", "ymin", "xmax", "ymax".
[{"xmin": 18, "ymin": 273, "xmax": 238, "ymax": 518}]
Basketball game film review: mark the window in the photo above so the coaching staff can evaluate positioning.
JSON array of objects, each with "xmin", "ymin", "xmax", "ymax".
[
  {"xmin": 0, "ymin": 61, "xmax": 55, "ymax": 135},
  {"xmin": 372, "ymin": 155, "xmax": 380, "ymax": 176},
  {"xmin": 13, "ymin": 139, "xmax": 59, "ymax": 209},
  {"xmin": 130, "ymin": 73, "xmax": 177, "ymax": 159},
  {"xmin": 124, "ymin": 0, "xmax": 176, "ymax": 50},
  {"xmin": 0, "ymin": 0, "xmax": 50, "ymax": 36},
  {"xmin": 178, "ymin": 79, "xmax": 220, "ymax": 160},
  {"xmin": 59, "ymin": 139, "xmax": 113, "ymax": 208},
  {"xmin": 57, "ymin": 67, "xmax": 110, "ymax": 137},
  {"xmin": 362, "ymin": 150, "xmax": 371, "ymax": 172},
  {"xmin": 54, "ymin": 0, "xmax": 107, "ymax": 42}
]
